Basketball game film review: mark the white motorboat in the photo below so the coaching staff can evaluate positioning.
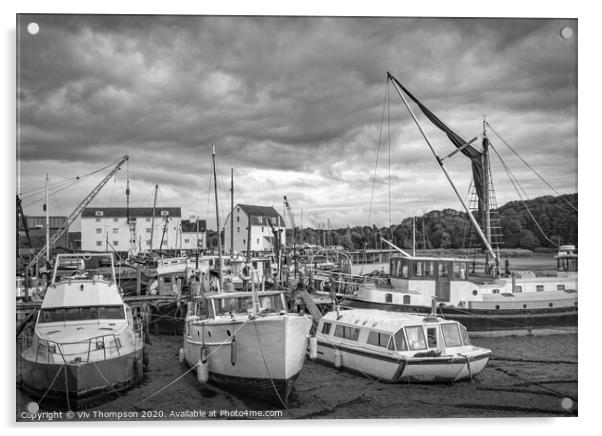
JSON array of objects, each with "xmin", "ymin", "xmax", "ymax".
[
  {"xmin": 19, "ymin": 253, "xmax": 145, "ymax": 408},
  {"xmin": 181, "ymin": 286, "xmax": 312, "ymax": 405},
  {"xmin": 313, "ymin": 308, "xmax": 491, "ymax": 383}
]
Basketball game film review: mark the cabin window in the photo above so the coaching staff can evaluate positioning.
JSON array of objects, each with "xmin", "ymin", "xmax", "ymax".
[
  {"xmin": 403, "ymin": 295, "xmax": 411, "ymax": 305},
  {"xmin": 438, "ymin": 262, "xmax": 449, "ymax": 279},
  {"xmin": 557, "ymin": 284, "xmax": 565, "ymax": 291},
  {"xmin": 452, "ymin": 262, "xmax": 465, "ymax": 280},
  {"xmin": 515, "ymin": 285, "xmax": 523, "ymax": 293},
  {"xmin": 492, "ymin": 288, "xmax": 500, "ymax": 294},
  {"xmin": 424, "ymin": 261, "xmax": 435, "ymax": 278},
  {"xmin": 96, "ymin": 241, "xmax": 102, "ymax": 247},
  {"xmin": 321, "ymin": 322, "xmax": 332, "ymax": 335},
  {"xmin": 412, "ymin": 261, "xmax": 422, "ymax": 278},
  {"xmin": 401, "ymin": 261, "xmax": 409, "ymax": 278},
  {"xmin": 385, "ymin": 293, "xmax": 393, "ymax": 303},
  {"xmin": 334, "ymin": 325, "xmax": 360, "ymax": 341},
  {"xmin": 393, "ymin": 329, "xmax": 408, "ymax": 351},
  {"xmin": 95, "ymin": 218, "xmax": 101, "ymax": 223},
  {"xmin": 113, "ymin": 241, "xmax": 119, "ymax": 246},
  {"xmin": 459, "ymin": 325, "xmax": 471, "ymax": 345},
  {"xmin": 426, "ymin": 327, "xmax": 438, "ymax": 348},
  {"xmin": 441, "ymin": 324, "xmax": 463, "ymax": 347},
  {"xmin": 367, "ymin": 331, "xmax": 391, "ymax": 348},
  {"xmin": 536, "ymin": 285, "xmax": 544, "ymax": 292},
  {"xmin": 405, "ymin": 326, "xmax": 427, "ymax": 350},
  {"xmin": 39, "ymin": 306, "xmax": 125, "ymax": 323}
]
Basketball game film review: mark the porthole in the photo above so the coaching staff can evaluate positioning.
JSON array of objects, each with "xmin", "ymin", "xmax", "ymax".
[
  {"xmin": 523, "ymin": 304, "xmax": 527, "ymax": 309},
  {"xmin": 207, "ymin": 331, "xmax": 212, "ymax": 338},
  {"xmin": 495, "ymin": 305, "xmax": 500, "ymax": 310},
  {"xmin": 472, "ymin": 290, "xmax": 478, "ymax": 296},
  {"xmin": 548, "ymin": 303, "xmax": 553, "ymax": 308},
  {"xmin": 574, "ymin": 302, "xmax": 578, "ymax": 306},
  {"xmin": 197, "ymin": 330, "xmax": 200, "ymax": 337},
  {"xmin": 226, "ymin": 329, "xmax": 231, "ymax": 336}
]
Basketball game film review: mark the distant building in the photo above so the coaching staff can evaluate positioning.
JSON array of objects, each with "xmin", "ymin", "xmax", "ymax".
[
  {"xmin": 18, "ymin": 216, "xmax": 72, "ymax": 254},
  {"xmin": 80, "ymin": 207, "xmax": 182, "ymax": 252},
  {"xmin": 180, "ymin": 218, "xmax": 207, "ymax": 251},
  {"xmin": 223, "ymin": 204, "xmax": 286, "ymax": 254}
]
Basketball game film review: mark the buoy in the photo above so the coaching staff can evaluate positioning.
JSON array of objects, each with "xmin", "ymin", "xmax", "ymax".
[
  {"xmin": 178, "ymin": 347, "xmax": 185, "ymax": 363},
  {"xmin": 197, "ymin": 359, "xmax": 209, "ymax": 384},
  {"xmin": 230, "ymin": 335, "xmax": 237, "ymax": 366},
  {"xmin": 334, "ymin": 349, "xmax": 343, "ymax": 368},
  {"xmin": 309, "ymin": 336, "xmax": 318, "ymax": 360}
]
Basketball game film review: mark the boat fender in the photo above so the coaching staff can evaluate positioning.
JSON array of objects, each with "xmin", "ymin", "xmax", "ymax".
[
  {"xmin": 197, "ymin": 360, "xmax": 209, "ymax": 384},
  {"xmin": 179, "ymin": 347, "xmax": 185, "ymax": 363},
  {"xmin": 230, "ymin": 335, "xmax": 237, "ymax": 366},
  {"xmin": 134, "ymin": 357, "xmax": 144, "ymax": 382},
  {"xmin": 309, "ymin": 336, "xmax": 318, "ymax": 360},
  {"xmin": 200, "ymin": 345, "xmax": 208, "ymax": 363},
  {"xmin": 334, "ymin": 349, "xmax": 343, "ymax": 368}
]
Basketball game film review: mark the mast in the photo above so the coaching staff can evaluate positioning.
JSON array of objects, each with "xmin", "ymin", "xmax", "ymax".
[
  {"xmin": 230, "ymin": 168, "xmax": 234, "ymax": 258},
  {"xmin": 45, "ymin": 173, "xmax": 50, "ymax": 263},
  {"xmin": 482, "ymin": 117, "xmax": 492, "ymax": 267},
  {"xmin": 150, "ymin": 184, "xmax": 158, "ymax": 251},
  {"xmin": 412, "ymin": 216, "xmax": 416, "ymax": 257},
  {"xmin": 387, "ymin": 73, "xmax": 497, "ymax": 264},
  {"xmin": 212, "ymin": 145, "xmax": 223, "ymax": 290}
]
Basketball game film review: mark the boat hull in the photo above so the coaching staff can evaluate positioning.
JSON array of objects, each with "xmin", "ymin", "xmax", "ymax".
[
  {"xmin": 19, "ymin": 348, "xmax": 144, "ymax": 409},
  {"xmin": 315, "ymin": 340, "xmax": 490, "ymax": 383},
  {"xmin": 183, "ymin": 314, "xmax": 311, "ymax": 405},
  {"xmin": 340, "ymin": 298, "xmax": 577, "ymax": 331}
]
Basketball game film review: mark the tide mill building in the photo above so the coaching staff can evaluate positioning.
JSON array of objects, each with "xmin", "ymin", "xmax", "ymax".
[{"xmin": 223, "ymin": 204, "xmax": 287, "ymax": 254}]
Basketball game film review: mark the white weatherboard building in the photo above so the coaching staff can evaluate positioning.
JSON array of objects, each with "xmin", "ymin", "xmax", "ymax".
[
  {"xmin": 223, "ymin": 204, "xmax": 286, "ymax": 254},
  {"xmin": 180, "ymin": 218, "xmax": 207, "ymax": 251},
  {"xmin": 80, "ymin": 207, "xmax": 182, "ymax": 252}
]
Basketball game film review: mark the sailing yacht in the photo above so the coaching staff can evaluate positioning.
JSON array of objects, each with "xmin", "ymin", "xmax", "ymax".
[
  {"xmin": 19, "ymin": 253, "xmax": 145, "ymax": 408},
  {"xmin": 340, "ymin": 73, "xmax": 577, "ymax": 331}
]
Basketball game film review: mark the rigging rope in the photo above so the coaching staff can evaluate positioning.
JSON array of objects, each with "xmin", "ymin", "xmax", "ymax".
[
  {"xmin": 486, "ymin": 121, "xmax": 577, "ymax": 212},
  {"xmin": 489, "ymin": 143, "xmax": 560, "ymax": 247}
]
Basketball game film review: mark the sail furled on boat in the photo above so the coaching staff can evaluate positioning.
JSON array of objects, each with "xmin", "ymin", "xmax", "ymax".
[{"xmin": 387, "ymin": 73, "xmax": 485, "ymax": 205}]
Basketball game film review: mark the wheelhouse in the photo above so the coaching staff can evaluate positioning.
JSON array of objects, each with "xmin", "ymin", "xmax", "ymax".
[
  {"xmin": 191, "ymin": 291, "xmax": 287, "ymax": 318},
  {"xmin": 390, "ymin": 257, "xmax": 471, "ymax": 281}
]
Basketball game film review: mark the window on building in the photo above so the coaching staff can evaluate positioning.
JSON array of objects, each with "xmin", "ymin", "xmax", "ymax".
[
  {"xmin": 146, "ymin": 228, "xmax": 151, "ymax": 233},
  {"xmin": 96, "ymin": 228, "xmax": 102, "ymax": 234},
  {"xmin": 237, "ymin": 227, "xmax": 240, "ymax": 233},
  {"xmin": 262, "ymin": 226, "xmax": 264, "ymax": 232},
  {"xmin": 536, "ymin": 285, "xmax": 544, "ymax": 292},
  {"xmin": 557, "ymin": 284, "xmax": 565, "ymax": 291},
  {"xmin": 146, "ymin": 240, "xmax": 151, "ymax": 246},
  {"xmin": 95, "ymin": 218, "xmax": 101, "ymax": 223},
  {"xmin": 184, "ymin": 239, "xmax": 190, "ymax": 244},
  {"xmin": 515, "ymin": 285, "xmax": 523, "ymax": 293},
  {"xmin": 385, "ymin": 293, "xmax": 393, "ymax": 303},
  {"xmin": 113, "ymin": 241, "xmax": 119, "ymax": 246},
  {"xmin": 113, "ymin": 218, "xmax": 119, "ymax": 223},
  {"xmin": 242, "ymin": 239, "xmax": 246, "ymax": 245},
  {"xmin": 146, "ymin": 218, "xmax": 151, "ymax": 222},
  {"xmin": 96, "ymin": 241, "xmax": 102, "ymax": 247},
  {"xmin": 112, "ymin": 228, "xmax": 118, "ymax": 234},
  {"xmin": 237, "ymin": 216, "xmax": 240, "ymax": 223},
  {"xmin": 257, "ymin": 238, "xmax": 260, "ymax": 244}
]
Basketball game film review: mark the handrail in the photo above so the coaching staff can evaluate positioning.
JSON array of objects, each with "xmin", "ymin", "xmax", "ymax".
[{"xmin": 33, "ymin": 327, "xmax": 142, "ymax": 364}]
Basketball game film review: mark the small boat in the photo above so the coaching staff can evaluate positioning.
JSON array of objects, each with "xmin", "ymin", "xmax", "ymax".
[
  {"xmin": 313, "ymin": 308, "xmax": 491, "ymax": 383},
  {"xmin": 19, "ymin": 253, "xmax": 145, "ymax": 408},
  {"xmin": 181, "ymin": 286, "xmax": 312, "ymax": 405}
]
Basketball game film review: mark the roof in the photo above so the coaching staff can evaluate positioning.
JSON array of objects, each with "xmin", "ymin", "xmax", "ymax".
[
  {"xmin": 25, "ymin": 216, "xmax": 67, "ymax": 228},
  {"xmin": 42, "ymin": 280, "xmax": 124, "ymax": 308},
  {"xmin": 236, "ymin": 204, "xmax": 285, "ymax": 226},
  {"xmin": 321, "ymin": 309, "xmax": 448, "ymax": 333},
  {"xmin": 181, "ymin": 219, "xmax": 207, "ymax": 232},
  {"xmin": 81, "ymin": 207, "xmax": 182, "ymax": 218}
]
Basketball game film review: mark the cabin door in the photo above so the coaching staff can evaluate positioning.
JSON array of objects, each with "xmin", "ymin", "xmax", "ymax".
[{"xmin": 435, "ymin": 279, "xmax": 450, "ymax": 302}]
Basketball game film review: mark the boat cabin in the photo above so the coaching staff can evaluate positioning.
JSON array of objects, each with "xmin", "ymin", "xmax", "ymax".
[
  {"xmin": 189, "ymin": 291, "xmax": 287, "ymax": 319},
  {"xmin": 390, "ymin": 257, "xmax": 471, "ymax": 281},
  {"xmin": 318, "ymin": 309, "xmax": 472, "ymax": 355}
]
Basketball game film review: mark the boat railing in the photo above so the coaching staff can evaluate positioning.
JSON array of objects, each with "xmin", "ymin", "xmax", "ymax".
[
  {"xmin": 33, "ymin": 327, "xmax": 143, "ymax": 365},
  {"xmin": 311, "ymin": 271, "xmax": 388, "ymax": 295}
]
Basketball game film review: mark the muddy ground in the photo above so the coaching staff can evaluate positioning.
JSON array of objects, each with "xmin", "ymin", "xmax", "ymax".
[{"xmin": 16, "ymin": 331, "xmax": 577, "ymax": 421}]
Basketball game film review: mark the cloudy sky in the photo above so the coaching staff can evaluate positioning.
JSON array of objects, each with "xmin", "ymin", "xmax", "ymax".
[{"xmin": 16, "ymin": 15, "xmax": 577, "ymax": 231}]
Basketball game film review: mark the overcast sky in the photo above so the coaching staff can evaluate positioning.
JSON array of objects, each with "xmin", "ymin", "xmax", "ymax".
[{"xmin": 16, "ymin": 15, "xmax": 577, "ymax": 231}]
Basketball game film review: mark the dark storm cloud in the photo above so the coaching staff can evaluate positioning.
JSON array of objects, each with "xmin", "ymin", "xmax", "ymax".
[{"xmin": 17, "ymin": 15, "xmax": 577, "ymax": 229}]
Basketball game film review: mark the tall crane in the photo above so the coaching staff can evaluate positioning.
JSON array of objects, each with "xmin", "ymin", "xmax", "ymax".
[
  {"xmin": 26, "ymin": 155, "xmax": 130, "ymax": 270},
  {"xmin": 283, "ymin": 195, "xmax": 297, "ymax": 244}
]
